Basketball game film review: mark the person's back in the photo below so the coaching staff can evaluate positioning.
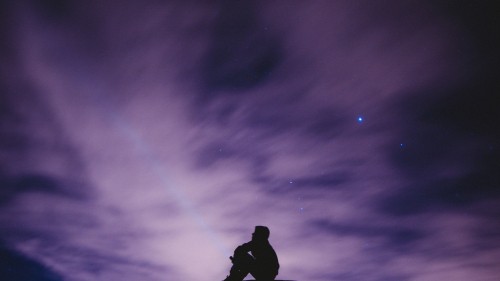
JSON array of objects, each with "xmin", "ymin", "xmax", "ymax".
[
  {"xmin": 249, "ymin": 239, "xmax": 279, "ymax": 278},
  {"xmin": 223, "ymin": 226, "xmax": 279, "ymax": 281}
]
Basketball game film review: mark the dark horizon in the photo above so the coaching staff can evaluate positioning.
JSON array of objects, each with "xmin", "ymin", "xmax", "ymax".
[{"xmin": 1, "ymin": 1, "xmax": 499, "ymax": 280}]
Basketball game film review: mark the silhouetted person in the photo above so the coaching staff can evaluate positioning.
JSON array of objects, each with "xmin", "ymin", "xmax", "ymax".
[{"xmin": 223, "ymin": 226, "xmax": 280, "ymax": 281}]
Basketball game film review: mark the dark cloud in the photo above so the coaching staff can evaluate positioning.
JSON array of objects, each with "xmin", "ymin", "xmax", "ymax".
[
  {"xmin": 303, "ymin": 109, "xmax": 350, "ymax": 140},
  {"xmin": 0, "ymin": 4, "xmax": 92, "ymax": 205},
  {"xmin": 378, "ymin": 0, "xmax": 500, "ymax": 215},
  {"xmin": 380, "ymin": 82, "xmax": 500, "ymax": 217},
  {"xmin": 0, "ymin": 74, "xmax": 90, "ymax": 206},
  {"xmin": 436, "ymin": 1, "xmax": 500, "ymax": 67},
  {"xmin": 313, "ymin": 219, "xmax": 426, "ymax": 251},
  {"xmin": 0, "ymin": 174, "xmax": 66, "ymax": 205},
  {"xmin": 379, "ymin": 167, "xmax": 500, "ymax": 217},
  {"xmin": 34, "ymin": 0, "xmax": 73, "ymax": 22},
  {"xmin": 472, "ymin": 220, "xmax": 500, "ymax": 251},
  {"xmin": 201, "ymin": 1, "xmax": 283, "ymax": 94},
  {"xmin": 0, "ymin": 244, "xmax": 63, "ymax": 281}
]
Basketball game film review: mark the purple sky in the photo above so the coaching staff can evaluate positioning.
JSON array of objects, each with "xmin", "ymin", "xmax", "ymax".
[{"xmin": 1, "ymin": 1, "xmax": 499, "ymax": 281}]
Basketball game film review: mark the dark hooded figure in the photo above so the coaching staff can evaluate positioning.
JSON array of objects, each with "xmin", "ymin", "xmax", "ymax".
[{"xmin": 223, "ymin": 226, "xmax": 280, "ymax": 281}]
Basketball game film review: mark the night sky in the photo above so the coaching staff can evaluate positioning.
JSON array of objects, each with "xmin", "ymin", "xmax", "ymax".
[{"xmin": 1, "ymin": 1, "xmax": 499, "ymax": 281}]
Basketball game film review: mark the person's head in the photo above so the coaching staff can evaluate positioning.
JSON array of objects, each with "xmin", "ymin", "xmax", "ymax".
[{"xmin": 252, "ymin": 225, "xmax": 270, "ymax": 242}]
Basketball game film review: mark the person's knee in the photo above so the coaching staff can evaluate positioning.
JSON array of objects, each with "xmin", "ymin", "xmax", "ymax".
[{"xmin": 232, "ymin": 252, "xmax": 254, "ymax": 270}]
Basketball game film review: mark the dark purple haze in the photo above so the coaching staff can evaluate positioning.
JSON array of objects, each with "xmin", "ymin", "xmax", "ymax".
[{"xmin": 1, "ymin": 1, "xmax": 499, "ymax": 280}]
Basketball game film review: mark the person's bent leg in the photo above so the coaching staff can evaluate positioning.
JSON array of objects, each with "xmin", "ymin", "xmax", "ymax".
[{"xmin": 223, "ymin": 251, "xmax": 255, "ymax": 281}]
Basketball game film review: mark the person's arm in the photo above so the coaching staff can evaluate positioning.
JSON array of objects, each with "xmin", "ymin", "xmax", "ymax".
[
  {"xmin": 229, "ymin": 241, "xmax": 253, "ymax": 263},
  {"xmin": 235, "ymin": 241, "xmax": 252, "ymax": 254}
]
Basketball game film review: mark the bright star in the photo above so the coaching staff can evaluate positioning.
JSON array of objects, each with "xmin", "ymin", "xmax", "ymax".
[{"xmin": 357, "ymin": 116, "xmax": 364, "ymax": 123}]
